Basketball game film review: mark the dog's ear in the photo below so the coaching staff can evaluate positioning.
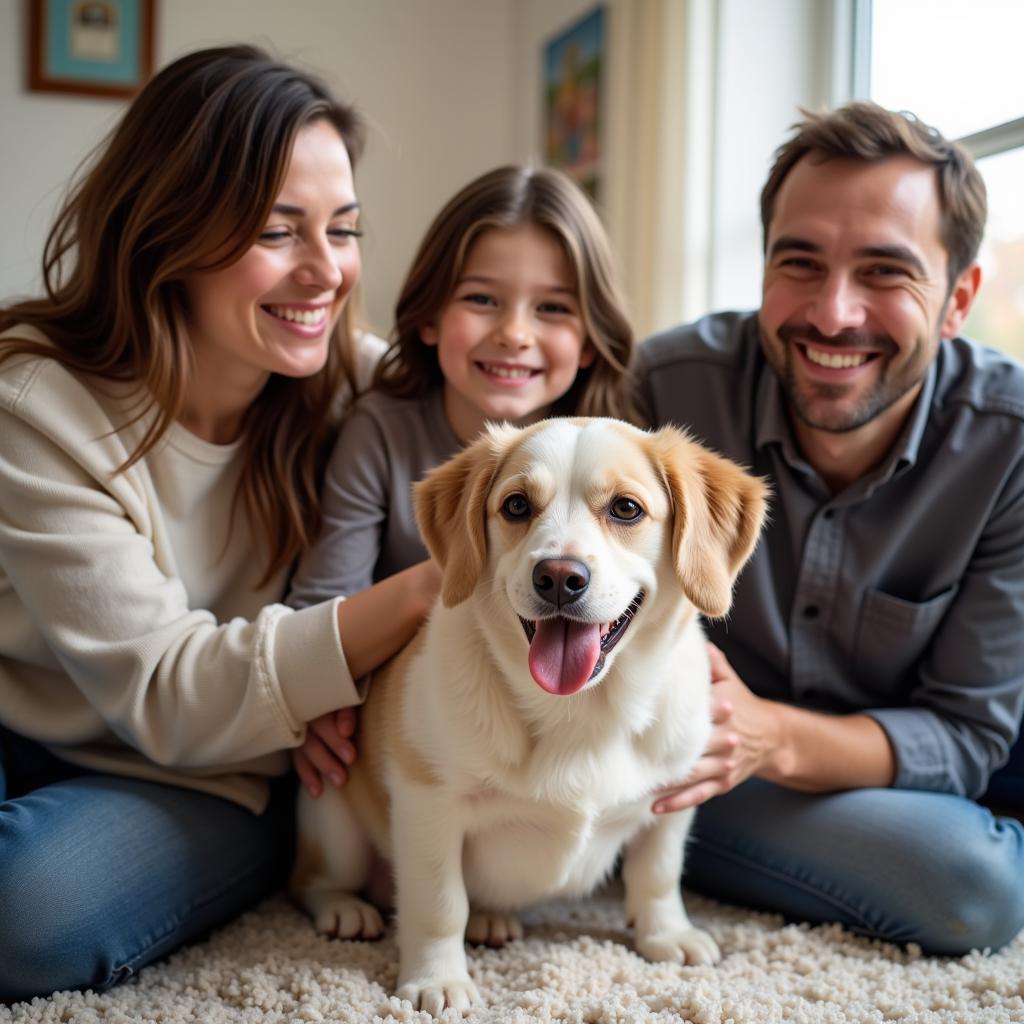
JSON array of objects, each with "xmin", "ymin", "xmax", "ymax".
[
  {"xmin": 651, "ymin": 426, "xmax": 768, "ymax": 617},
  {"xmin": 413, "ymin": 425, "xmax": 517, "ymax": 607}
]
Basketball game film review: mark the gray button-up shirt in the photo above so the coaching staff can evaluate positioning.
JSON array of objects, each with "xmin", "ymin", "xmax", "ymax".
[{"xmin": 637, "ymin": 311, "xmax": 1024, "ymax": 797}]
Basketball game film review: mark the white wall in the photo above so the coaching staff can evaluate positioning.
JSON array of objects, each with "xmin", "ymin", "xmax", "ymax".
[
  {"xmin": 1, "ymin": 0, "xmax": 841, "ymax": 337},
  {"xmin": 0, "ymin": 3, "xmax": 126, "ymax": 303},
  {"xmin": 0, "ymin": 0, "xmax": 515, "ymax": 334},
  {"xmin": 709, "ymin": 0, "xmax": 834, "ymax": 313}
]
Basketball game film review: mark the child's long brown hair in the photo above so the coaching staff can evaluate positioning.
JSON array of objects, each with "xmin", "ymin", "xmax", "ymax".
[
  {"xmin": 376, "ymin": 166, "xmax": 639, "ymax": 424},
  {"xmin": 0, "ymin": 45, "xmax": 366, "ymax": 584}
]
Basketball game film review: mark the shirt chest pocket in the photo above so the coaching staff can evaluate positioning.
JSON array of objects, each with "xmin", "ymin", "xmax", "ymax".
[{"xmin": 854, "ymin": 584, "xmax": 959, "ymax": 688}]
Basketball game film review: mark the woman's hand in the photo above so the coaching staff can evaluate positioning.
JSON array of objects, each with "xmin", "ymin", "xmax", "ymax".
[
  {"xmin": 300, "ymin": 561, "xmax": 442, "ymax": 796},
  {"xmin": 297, "ymin": 561, "xmax": 443, "ymax": 797},
  {"xmin": 293, "ymin": 706, "xmax": 359, "ymax": 798},
  {"xmin": 652, "ymin": 643, "xmax": 780, "ymax": 814},
  {"xmin": 336, "ymin": 559, "xmax": 442, "ymax": 680}
]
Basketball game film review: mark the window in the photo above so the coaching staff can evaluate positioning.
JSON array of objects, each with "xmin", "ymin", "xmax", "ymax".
[{"xmin": 867, "ymin": 0, "xmax": 1024, "ymax": 360}]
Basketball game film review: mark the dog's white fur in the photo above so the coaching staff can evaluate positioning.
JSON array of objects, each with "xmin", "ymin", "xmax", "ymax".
[{"xmin": 290, "ymin": 418, "xmax": 767, "ymax": 1015}]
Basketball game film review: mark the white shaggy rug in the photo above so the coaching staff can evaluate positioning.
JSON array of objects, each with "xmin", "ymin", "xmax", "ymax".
[{"xmin": 4, "ymin": 883, "xmax": 1024, "ymax": 1023}]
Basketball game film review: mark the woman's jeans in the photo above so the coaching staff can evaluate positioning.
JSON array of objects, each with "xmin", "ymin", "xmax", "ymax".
[
  {"xmin": 687, "ymin": 778, "xmax": 1024, "ymax": 956},
  {"xmin": 0, "ymin": 727, "xmax": 294, "ymax": 1004}
]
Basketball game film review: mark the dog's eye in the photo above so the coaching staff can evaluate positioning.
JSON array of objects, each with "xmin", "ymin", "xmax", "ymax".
[
  {"xmin": 609, "ymin": 497, "xmax": 644, "ymax": 523},
  {"xmin": 501, "ymin": 493, "xmax": 532, "ymax": 520}
]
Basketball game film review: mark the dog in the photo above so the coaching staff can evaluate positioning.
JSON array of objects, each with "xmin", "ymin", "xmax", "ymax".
[{"xmin": 290, "ymin": 417, "xmax": 767, "ymax": 1015}]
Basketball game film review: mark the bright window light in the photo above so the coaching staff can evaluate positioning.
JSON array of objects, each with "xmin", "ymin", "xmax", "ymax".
[
  {"xmin": 869, "ymin": 0, "xmax": 1024, "ymax": 138},
  {"xmin": 870, "ymin": 0, "xmax": 1024, "ymax": 359},
  {"xmin": 964, "ymin": 147, "xmax": 1024, "ymax": 362}
]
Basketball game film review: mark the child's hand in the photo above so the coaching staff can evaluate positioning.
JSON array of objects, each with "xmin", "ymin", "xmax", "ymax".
[{"xmin": 293, "ymin": 707, "xmax": 359, "ymax": 797}]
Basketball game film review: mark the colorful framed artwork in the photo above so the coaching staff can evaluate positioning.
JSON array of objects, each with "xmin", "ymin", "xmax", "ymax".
[
  {"xmin": 543, "ymin": 5, "xmax": 605, "ymax": 200},
  {"xmin": 28, "ymin": 0, "xmax": 155, "ymax": 99}
]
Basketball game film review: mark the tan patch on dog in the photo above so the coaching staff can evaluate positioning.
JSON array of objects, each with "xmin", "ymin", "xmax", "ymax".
[
  {"xmin": 357, "ymin": 632, "xmax": 440, "ymax": 798},
  {"xmin": 289, "ymin": 831, "xmax": 325, "ymax": 897},
  {"xmin": 415, "ymin": 426, "xmax": 522, "ymax": 607},
  {"xmin": 644, "ymin": 427, "xmax": 768, "ymax": 617}
]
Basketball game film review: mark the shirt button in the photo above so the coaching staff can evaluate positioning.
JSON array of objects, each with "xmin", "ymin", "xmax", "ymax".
[
  {"xmin": 804, "ymin": 604, "xmax": 820, "ymax": 619},
  {"xmin": 823, "ymin": 509, "xmax": 835, "ymax": 520}
]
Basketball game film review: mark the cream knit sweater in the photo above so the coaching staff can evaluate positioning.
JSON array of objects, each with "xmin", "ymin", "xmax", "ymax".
[{"xmin": 0, "ymin": 326, "xmax": 383, "ymax": 812}]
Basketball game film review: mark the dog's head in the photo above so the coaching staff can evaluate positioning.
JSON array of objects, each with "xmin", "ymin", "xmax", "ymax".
[{"xmin": 414, "ymin": 418, "xmax": 767, "ymax": 697}]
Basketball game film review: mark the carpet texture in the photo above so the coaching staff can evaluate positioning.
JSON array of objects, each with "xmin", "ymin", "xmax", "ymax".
[{"xmin": 4, "ymin": 884, "xmax": 1024, "ymax": 1023}]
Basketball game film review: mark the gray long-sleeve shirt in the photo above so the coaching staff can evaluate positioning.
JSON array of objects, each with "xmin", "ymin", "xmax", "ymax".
[
  {"xmin": 637, "ymin": 311, "xmax": 1024, "ymax": 798},
  {"xmin": 288, "ymin": 388, "xmax": 460, "ymax": 607}
]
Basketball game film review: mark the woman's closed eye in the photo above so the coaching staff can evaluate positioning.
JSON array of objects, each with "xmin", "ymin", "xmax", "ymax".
[
  {"xmin": 328, "ymin": 226, "xmax": 363, "ymax": 244},
  {"xmin": 259, "ymin": 226, "xmax": 362, "ymax": 246},
  {"xmin": 259, "ymin": 229, "xmax": 294, "ymax": 244}
]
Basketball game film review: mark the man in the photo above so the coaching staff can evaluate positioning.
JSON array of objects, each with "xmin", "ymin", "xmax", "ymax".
[{"xmin": 638, "ymin": 102, "xmax": 1024, "ymax": 956}]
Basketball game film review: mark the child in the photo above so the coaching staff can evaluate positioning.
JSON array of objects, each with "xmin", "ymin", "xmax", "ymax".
[{"xmin": 288, "ymin": 165, "xmax": 639, "ymax": 609}]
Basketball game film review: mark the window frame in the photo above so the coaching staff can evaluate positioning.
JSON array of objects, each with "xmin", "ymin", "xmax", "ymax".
[
  {"xmin": 855, "ymin": 0, "xmax": 1024, "ymax": 357},
  {"xmin": 854, "ymin": 0, "xmax": 1024, "ymax": 160}
]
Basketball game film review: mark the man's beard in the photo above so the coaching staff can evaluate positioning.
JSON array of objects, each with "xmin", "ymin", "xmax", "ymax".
[{"xmin": 771, "ymin": 323, "xmax": 928, "ymax": 434}]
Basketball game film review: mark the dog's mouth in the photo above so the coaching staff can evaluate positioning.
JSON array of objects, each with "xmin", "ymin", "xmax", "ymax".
[{"xmin": 519, "ymin": 591, "xmax": 645, "ymax": 697}]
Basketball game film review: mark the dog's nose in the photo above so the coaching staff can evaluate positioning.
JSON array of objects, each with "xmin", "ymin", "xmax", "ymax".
[{"xmin": 532, "ymin": 558, "xmax": 591, "ymax": 608}]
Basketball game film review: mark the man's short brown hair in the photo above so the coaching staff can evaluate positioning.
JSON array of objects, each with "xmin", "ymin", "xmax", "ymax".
[{"xmin": 760, "ymin": 102, "xmax": 987, "ymax": 289}]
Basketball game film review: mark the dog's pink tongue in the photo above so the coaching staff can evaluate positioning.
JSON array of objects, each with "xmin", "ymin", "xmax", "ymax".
[{"xmin": 528, "ymin": 618, "xmax": 601, "ymax": 695}]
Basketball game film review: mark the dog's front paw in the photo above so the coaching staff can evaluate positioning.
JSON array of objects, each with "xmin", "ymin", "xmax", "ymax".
[
  {"xmin": 312, "ymin": 894, "xmax": 384, "ymax": 940},
  {"xmin": 636, "ymin": 926, "xmax": 721, "ymax": 966},
  {"xmin": 396, "ymin": 976, "xmax": 481, "ymax": 1016},
  {"xmin": 466, "ymin": 908, "xmax": 523, "ymax": 947}
]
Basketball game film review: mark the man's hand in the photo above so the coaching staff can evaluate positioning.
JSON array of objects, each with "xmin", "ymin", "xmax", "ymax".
[
  {"xmin": 652, "ymin": 642, "xmax": 898, "ymax": 814},
  {"xmin": 653, "ymin": 644, "xmax": 781, "ymax": 814},
  {"xmin": 293, "ymin": 706, "xmax": 359, "ymax": 798}
]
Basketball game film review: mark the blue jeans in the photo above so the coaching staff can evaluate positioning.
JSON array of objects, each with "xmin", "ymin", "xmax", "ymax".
[
  {"xmin": 0, "ymin": 728, "xmax": 295, "ymax": 1004},
  {"xmin": 686, "ymin": 778, "xmax": 1024, "ymax": 955}
]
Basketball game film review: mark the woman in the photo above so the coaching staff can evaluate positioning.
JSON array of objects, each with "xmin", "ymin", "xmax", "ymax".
[{"xmin": 0, "ymin": 45, "xmax": 436, "ymax": 1002}]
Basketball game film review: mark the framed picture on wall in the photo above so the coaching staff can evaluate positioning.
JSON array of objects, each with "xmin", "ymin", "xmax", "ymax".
[
  {"xmin": 27, "ymin": 0, "xmax": 155, "ymax": 99},
  {"xmin": 543, "ymin": 5, "xmax": 605, "ymax": 201}
]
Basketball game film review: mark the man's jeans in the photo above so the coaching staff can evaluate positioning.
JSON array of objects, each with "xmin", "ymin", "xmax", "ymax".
[
  {"xmin": 0, "ymin": 727, "xmax": 294, "ymax": 1004},
  {"xmin": 688, "ymin": 777, "xmax": 1024, "ymax": 955}
]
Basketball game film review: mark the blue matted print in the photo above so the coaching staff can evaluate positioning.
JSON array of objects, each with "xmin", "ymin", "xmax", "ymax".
[
  {"xmin": 46, "ymin": 0, "xmax": 142, "ymax": 85},
  {"xmin": 29, "ymin": 0, "xmax": 154, "ymax": 98}
]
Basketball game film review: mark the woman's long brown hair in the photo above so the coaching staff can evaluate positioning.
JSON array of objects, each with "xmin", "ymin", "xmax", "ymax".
[{"xmin": 0, "ymin": 45, "xmax": 366, "ymax": 584}]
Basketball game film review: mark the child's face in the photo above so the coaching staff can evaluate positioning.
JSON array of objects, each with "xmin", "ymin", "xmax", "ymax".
[{"xmin": 422, "ymin": 224, "xmax": 593, "ymax": 443}]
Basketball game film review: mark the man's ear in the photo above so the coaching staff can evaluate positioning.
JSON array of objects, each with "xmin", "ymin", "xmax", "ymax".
[
  {"xmin": 413, "ymin": 425, "xmax": 517, "ymax": 607},
  {"xmin": 941, "ymin": 263, "xmax": 982, "ymax": 339}
]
